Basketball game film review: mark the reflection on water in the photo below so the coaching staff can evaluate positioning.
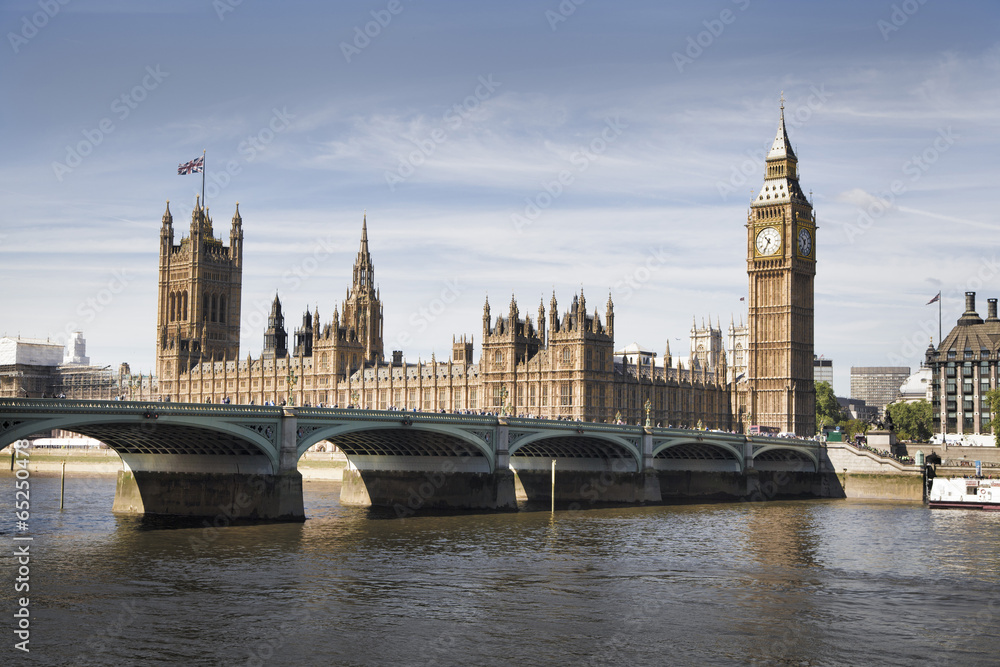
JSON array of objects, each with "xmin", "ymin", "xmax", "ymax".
[{"xmin": 2, "ymin": 474, "xmax": 999, "ymax": 666}]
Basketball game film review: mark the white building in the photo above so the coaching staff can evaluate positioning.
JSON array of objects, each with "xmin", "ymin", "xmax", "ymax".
[
  {"xmin": 0, "ymin": 336, "xmax": 64, "ymax": 366},
  {"xmin": 897, "ymin": 366, "xmax": 932, "ymax": 403},
  {"xmin": 64, "ymin": 331, "xmax": 90, "ymax": 365}
]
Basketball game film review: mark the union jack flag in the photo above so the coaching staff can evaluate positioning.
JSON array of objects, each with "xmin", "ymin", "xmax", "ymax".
[{"xmin": 177, "ymin": 156, "xmax": 204, "ymax": 175}]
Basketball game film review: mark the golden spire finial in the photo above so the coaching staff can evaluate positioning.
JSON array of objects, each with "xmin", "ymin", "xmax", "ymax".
[{"xmin": 780, "ymin": 91, "xmax": 785, "ymax": 110}]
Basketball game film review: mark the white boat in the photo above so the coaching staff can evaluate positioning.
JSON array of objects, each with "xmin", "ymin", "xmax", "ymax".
[{"xmin": 928, "ymin": 477, "xmax": 1000, "ymax": 510}]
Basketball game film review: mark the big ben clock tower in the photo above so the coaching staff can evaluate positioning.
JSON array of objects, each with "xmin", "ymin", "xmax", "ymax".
[{"xmin": 746, "ymin": 98, "xmax": 816, "ymax": 436}]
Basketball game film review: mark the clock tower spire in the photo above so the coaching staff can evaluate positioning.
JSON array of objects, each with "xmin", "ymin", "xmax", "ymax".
[{"xmin": 745, "ymin": 97, "xmax": 816, "ymax": 436}]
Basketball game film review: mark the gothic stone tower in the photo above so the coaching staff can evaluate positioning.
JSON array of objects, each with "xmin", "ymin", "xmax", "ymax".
[
  {"xmin": 340, "ymin": 214, "xmax": 384, "ymax": 365},
  {"xmin": 746, "ymin": 101, "xmax": 816, "ymax": 436},
  {"xmin": 156, "ymin": 199, "xmax": 243, "ymax": 391}
]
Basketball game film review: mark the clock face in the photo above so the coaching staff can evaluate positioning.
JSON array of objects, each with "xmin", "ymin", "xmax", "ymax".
[
  {"xmin": 797, "ymin": 228, "xmax": 812, "ymax": 256},
  {"xmin": 755, "ymin": 227, "xmax": 781, "ymax": 256}
]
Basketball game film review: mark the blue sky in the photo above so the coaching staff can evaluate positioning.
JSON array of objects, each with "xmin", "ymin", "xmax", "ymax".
[{"xmin": 2, "ymin": 0, "xmax": 998, "ymax": 395}]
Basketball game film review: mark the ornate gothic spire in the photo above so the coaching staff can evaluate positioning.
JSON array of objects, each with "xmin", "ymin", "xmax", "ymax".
[{"xmin": 351, "ymin": 211, "xmax": 375, "ymax": 295}]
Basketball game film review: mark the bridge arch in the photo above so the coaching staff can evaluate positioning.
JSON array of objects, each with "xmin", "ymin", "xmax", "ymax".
[
  {"xmin": 652, "ymin": 437, "xmax": 745, "ymax": 471},
  {"xmin": 297, "ymin": 422, "xmax": 495, "ymax": 473},
  {"xmin": 751, "ymin": 444, "xmax": 819, "ymax": 472},
  {"xmin": 508, "ymin": 430, "xmax": 642, "ymax": 472},
  {"xmin": 0, "ymin": 411, "xmax": 281, "ymax": 473}
]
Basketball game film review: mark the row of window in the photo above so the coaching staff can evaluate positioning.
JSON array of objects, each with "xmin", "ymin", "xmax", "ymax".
[
  {"xmin": 946, "ymin": 348, "xmax": 996, "ymax": 360},
  {"xmin": 491, "ymin": 347, "xmax": 609, "ymax": 369}
]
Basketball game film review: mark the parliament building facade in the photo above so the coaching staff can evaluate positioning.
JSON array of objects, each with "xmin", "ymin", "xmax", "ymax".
[{"xmin": 155, "ymin": 105, "xmax": 815, "ymax": 434}]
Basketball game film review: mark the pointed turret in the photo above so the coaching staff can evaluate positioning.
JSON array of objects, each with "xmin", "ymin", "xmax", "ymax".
[
  {"xmin": 263, "ymin": 293, "xmax": 287, "ymax": 360},
  {"xmin": 605, "ymin": 292, "xmax": 614, "ymax": 338},
  {"xmin": 229, "ymin": 202, "xmax": 243, "ymax": 265},
  {"xmin": 537, "ymin": 298, "xmax": 546, "ymax": 344},
  {"xmin": 483, "ymin": 295, "xmax": 491, "ymax": 335},
  {"xmin": 190, "ymin": 194, "xmax": 213, "ymax": 236},
  {"xmin": 549, "ymin": 291, "xmax": 559, "ymax": 334},
  {"xmin": 160, "ymin": 200, "xmax": 174, "ymax": 251}
]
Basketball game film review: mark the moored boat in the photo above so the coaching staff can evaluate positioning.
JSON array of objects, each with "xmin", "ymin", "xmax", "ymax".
[{"xmin": 928, "ymin": 477, "xmax": 1000, "ymax": 510}]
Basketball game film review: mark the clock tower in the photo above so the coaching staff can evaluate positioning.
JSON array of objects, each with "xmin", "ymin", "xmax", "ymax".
[{"xmin": 746, "ymin": 99, "xmax": 816, "ymax": 436}]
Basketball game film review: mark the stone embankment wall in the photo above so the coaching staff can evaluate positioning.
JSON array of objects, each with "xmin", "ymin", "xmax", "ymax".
[{"xmin": 820, "ymin": 444, "xmax": 924, "ymax": 501}]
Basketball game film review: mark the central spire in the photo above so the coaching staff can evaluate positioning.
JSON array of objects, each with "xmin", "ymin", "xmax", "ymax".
[
  {"xmin": 767, "ymin": 93, "xmax": 796, "ymax": 161},
  {"xmin": 753, "ymin": 96, "xmax": 805, "ymax": 206},
  {"xmin": 351, "ymin": 211, "xmax": 375, "ymax": 295}
]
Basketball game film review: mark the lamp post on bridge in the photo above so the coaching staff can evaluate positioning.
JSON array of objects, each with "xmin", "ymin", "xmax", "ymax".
[{"xmin": 286, "ymin": 366, "xmax": 298, "ymax": 407}]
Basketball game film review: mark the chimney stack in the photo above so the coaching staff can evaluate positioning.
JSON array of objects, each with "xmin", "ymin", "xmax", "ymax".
[
  {"xmin": 959, "ymin": 291, "xmax": 985, "ymax": 326},
  {"xmin": 988, "ymin": 298, "xmax": 999, "ymax": 322}
]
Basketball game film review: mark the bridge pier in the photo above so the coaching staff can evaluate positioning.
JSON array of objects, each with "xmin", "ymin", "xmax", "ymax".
[
  {"xmin": 342, "ymin": 467, "xmax": 516, "ymax": 515},
  {"xmin": 512, "ymin": 461, "xmax": 661, "ymax": 505},
  {"xmin": 112, "ymin": 469, "xmax": 304, "ymax": 522},
  {"xmin": 111, "ymin": 408, "xmax": 305, "ymax": 523}
]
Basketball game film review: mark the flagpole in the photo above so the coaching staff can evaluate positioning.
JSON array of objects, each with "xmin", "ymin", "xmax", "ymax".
[
  {"xmin": 939, "ymin": 292, "xmax": 942, "ymax": 348},
  {"xmin": 201, "ymin": 149, "xmax": 206, "ymax": 215}
]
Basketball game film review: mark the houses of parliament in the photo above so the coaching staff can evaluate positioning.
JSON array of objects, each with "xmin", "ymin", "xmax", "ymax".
[{"xmin": 155, "ymin": 104, "xmax": 816, "ymax": 435}]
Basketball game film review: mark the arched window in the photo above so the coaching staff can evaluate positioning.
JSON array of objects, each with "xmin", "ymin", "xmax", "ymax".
[
  {"xmin": 182, "ymin": 292, "xmax": 188, "ymax": 320},
  {"xmin": 169, "ymin": 293, "xmax": 176, "ymax": 322},
  {"xmin": 320, "ymin": 352, "xmax": 328, "ymax": 370},
  {"xmin": 203, "ymin": 292, "xmax": 209, "ymax": 321},
  {"xmin": 562, "ymin": 348, "xmax": 571, "ymax": 363},
  {"xmin": 210, "ymin": 294, "xmax": 218, "ymax": 323},
  {"xmin": 219, "ymin": 296, "xmax": 226, "ymax": 323}
]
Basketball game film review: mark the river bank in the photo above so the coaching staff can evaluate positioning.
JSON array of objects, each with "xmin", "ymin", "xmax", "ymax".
[{"xmin": 1, "ymin": 446, "xmax": 348, "ymax": 480}]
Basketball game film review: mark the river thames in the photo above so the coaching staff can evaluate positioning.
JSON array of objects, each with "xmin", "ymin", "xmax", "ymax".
[{"xmin": 3, "ymin": 473, "xmax": 1000, "ymax": 666}]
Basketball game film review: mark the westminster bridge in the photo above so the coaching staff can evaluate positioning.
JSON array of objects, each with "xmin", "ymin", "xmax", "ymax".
[{"xmin": 0, "ymin": 399, "xmax": 825, "ymax": 521}]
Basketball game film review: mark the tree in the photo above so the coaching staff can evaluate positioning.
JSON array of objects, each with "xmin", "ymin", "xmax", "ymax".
[
  {"xmin": 987, "ymin": 389, "xmax": 1000, "ymax": 447},
  {"xmin": 841, "ymin": 418, "xmax": 871, "ymax": 443},
  {"xmin": 886, "ymin": 400, "xmax": 932, "ymax": 442},
  {"xmin": 815, "ymin": 381, "xmax": 842, "ymax": 432}
]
